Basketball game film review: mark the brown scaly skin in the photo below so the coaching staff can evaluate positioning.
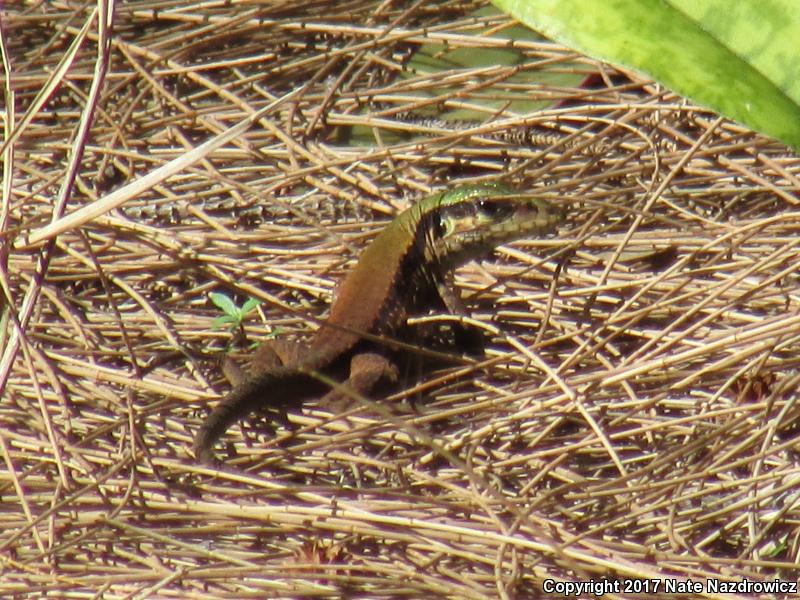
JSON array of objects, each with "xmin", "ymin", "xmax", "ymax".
[{"xmin": 194, "ymin": 183, "xmax": 565, "ymax": 463}]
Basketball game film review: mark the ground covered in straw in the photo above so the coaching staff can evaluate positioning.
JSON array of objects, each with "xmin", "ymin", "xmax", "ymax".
[{"xmin": 2, "ymin": 1, "xmax": 800, "ymax": 598}]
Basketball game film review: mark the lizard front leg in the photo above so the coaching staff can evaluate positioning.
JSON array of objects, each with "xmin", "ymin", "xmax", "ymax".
[{"xmin": 435, "ymin": 273, "xmax": 486, "ymax": 355}]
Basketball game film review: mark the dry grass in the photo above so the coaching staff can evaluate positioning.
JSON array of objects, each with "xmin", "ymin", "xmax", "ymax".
[{"xmin": 2, "ymin": 1, "xmax": 800, "ymax": 598}]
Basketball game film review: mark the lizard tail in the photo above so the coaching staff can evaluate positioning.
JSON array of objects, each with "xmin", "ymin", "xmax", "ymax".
[{"xmin": 193, "ymin": 369, "xmax": 322, "ymax": 463}]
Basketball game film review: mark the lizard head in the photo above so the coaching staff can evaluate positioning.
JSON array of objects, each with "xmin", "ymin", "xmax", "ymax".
[{"xmin": 423, "ymin": 182, "xmax": 564, "ymax": 269}]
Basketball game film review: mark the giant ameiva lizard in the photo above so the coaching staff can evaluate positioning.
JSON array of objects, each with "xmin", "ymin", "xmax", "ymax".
[{"xmin": 194, "ymin": 183, "xmax": 564, "ymax": 463}]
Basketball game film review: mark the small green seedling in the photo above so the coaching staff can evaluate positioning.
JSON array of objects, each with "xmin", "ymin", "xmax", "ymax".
[
  {"xmin": 760, "ymin": 534, "xmax": 788, "ymax": 559},
  {"xmin": 209, "ymin": 292, "xmax": 261, "ymax": 334}
]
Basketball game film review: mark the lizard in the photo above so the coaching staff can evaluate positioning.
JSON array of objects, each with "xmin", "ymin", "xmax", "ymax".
[{"xmin": 194, "ymin": 182, "xmax": 564, "ymax": 463}]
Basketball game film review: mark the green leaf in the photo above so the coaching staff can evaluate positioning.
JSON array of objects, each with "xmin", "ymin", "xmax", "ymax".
[
  {"xmin": 492, "ymin": 0, "xmax": 800, "ymax": 150},
  {"xmin": 211, "ymin": 315, "xmax": 234, "ymax": 330},
  {"xmin": 760, "ymin": 534, "xmax": 787, "ymax": 558},
  {"xmin": 341, "ymin": 5, "xmax": 590, "ymax": 146},
  {"xmin": 241, "ymin": 297, "xmax": 261, "ymax": 315},
  {"xmin": 404, "ymin": 5, "xmax": 575, "ymax": 119},
  {"xmin": 208, "ymin": 292, "xmax": 237, "ymax": 317}
]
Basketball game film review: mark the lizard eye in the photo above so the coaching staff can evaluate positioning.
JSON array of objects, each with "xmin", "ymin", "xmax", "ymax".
[{"xmin": 477, "ymin": 198, "xmax": 512, "ymax": 219}]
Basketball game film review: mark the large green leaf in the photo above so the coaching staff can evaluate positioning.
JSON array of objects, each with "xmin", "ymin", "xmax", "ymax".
[
  {"xmin": 340, "ymin": 5, "xmax": 591, "ymax": 146},
  {"xmin": 492, "ymin": 0, "xmax": 800, "ymax": 151},
  {"xmin": 403, "ymin": 5, "xmax": 584, "ymax": 120}
]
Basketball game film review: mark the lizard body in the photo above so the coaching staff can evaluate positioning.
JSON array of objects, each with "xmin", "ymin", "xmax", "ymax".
[{"xmin": 194, "ymin": 183, "xmax": 564, "ymax": 462}]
